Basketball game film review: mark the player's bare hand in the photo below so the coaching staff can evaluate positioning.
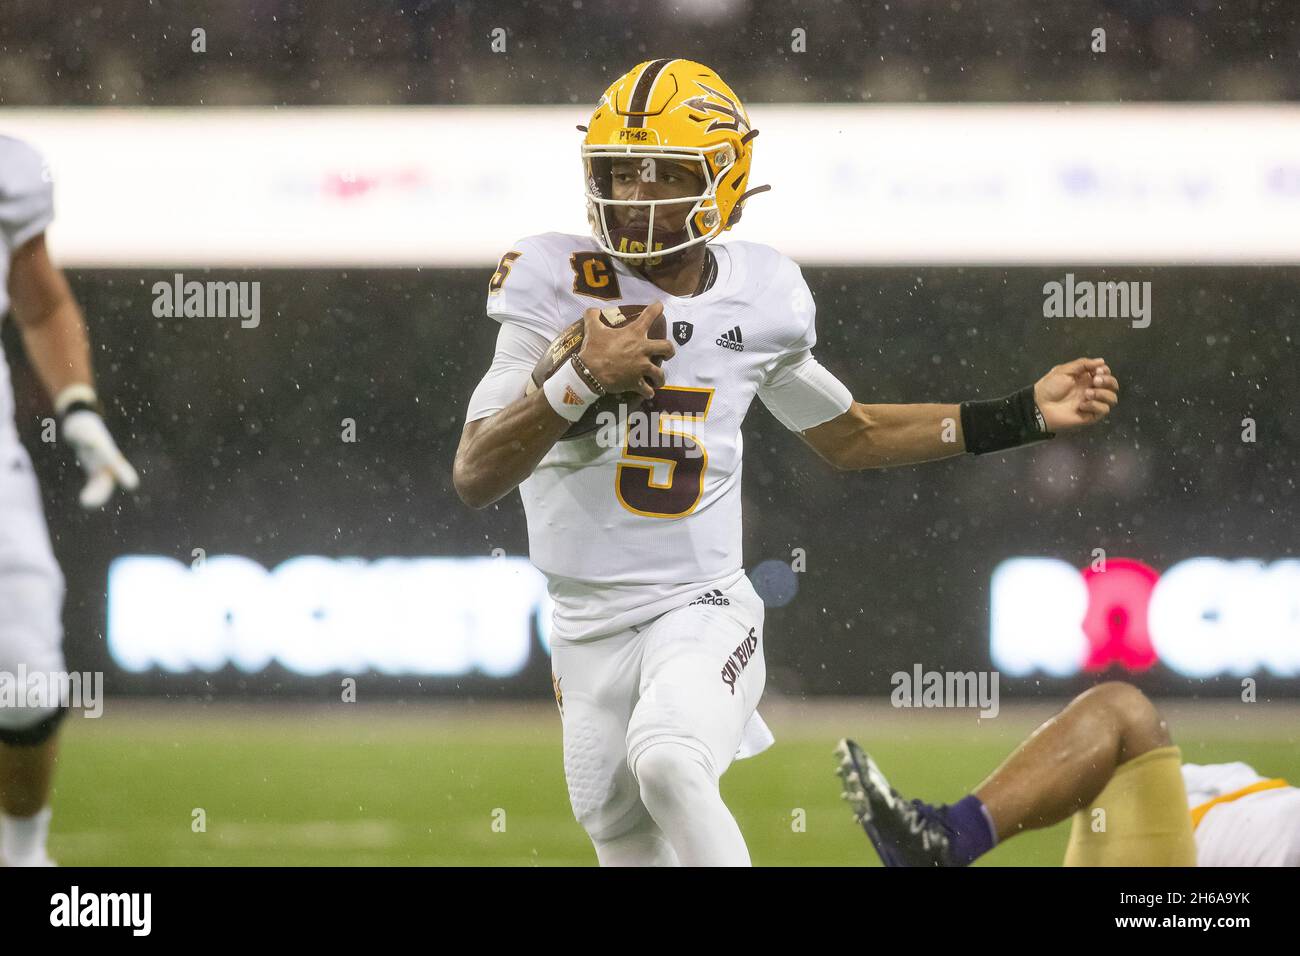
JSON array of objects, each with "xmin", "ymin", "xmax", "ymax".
[
  {"xmin": 578, "ymin": 301, "xmax": 674, "ymax": 398},
  {"xmin": 1033, "ymin": 358, "xmax": 1119, "ymax": 430},
  {"xmin": 641, "ymin": 360, "xmax": 667, "ymax": 394}
]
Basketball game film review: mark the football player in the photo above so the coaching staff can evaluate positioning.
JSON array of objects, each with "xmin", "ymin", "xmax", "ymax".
[
  {"xmin": 0, "ymin": 135, "xmax": 139, "ymax": 866},
  {"xmin": 836, "ymin": 681, "xmax": 1300, "ymax": 866},
  {"xmin": 453, "ymin": 59, "xmax": 1119, "ymax": 866}
]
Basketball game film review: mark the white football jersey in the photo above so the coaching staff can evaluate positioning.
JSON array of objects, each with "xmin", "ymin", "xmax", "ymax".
[
  {"xmin": 0, "ymin": 135, "xmax": 55, "ymax": 444},
  {"xmin": 475, "ymin": 232, "xmax": 847, "ymax": 642},
  {"xmin": 1182, "ymin": 762, "xmax": 1300, "ymax": 867}
]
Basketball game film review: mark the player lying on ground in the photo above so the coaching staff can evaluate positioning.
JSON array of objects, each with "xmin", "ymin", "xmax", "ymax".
[
  {"xmin": 0, "ymin": 135, "xmax": 138, "ymax": 867},
  {"xmin": 835, "ymin": 681, "xmax": 1300, "ymax": 866},
  {"xmin": 453, "ymin": 59, "xmax": 1119, "ymax": 866}
]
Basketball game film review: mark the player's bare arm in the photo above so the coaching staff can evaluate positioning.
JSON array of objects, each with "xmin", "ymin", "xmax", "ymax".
[
  {"xmin": 453, "ymin": 393, "xmax": 574, "ymax": 510},
  {"xmin": 798, "ymin": 358, "xmax": 1120, "ymax": 470},
  {"xmin": 7, "ymin": 235, "xmax": 94, "ymax": 397},
  {"xmin": 453, "ymin": 303, "xmax": 674, "ymax": 509},
  {"xmin": 7, "ymin": 233, "xmax": 138, "ymax": 508}
]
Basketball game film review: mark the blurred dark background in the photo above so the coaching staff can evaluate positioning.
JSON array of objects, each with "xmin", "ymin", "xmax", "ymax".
[
  {"xmin": 2, "ymin": 0, "xmax": 1297, "ymax": 700},
  {"xmin": 6, "ymin": 266, "xmax": 1296, "ymax": 697},
  {"xmin": 1, "ymin": 0, "xmax": 1297, "ymax": 107}
]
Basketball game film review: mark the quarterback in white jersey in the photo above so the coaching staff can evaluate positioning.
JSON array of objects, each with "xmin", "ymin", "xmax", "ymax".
[
  {"xmin": 475, "ymin": 230, "xmax": 822, "ymax": 643},
  {"xmin": 0, "ymin": 134, "xmax": 138, "ymax": 866},
  {"xmin": 455, "ymin": 59, "xmax": 1119, "ymax": 866}
]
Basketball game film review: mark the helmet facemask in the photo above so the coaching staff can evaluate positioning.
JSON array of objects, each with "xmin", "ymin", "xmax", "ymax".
[{"xmin": 583, "ymin": 142, "xmax": 736, "ymax": 267}]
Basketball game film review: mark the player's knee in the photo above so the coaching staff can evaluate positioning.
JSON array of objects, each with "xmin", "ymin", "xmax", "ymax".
[
  {"xmin": 1087, "ymin": 681, "xmax": 1171, "ymax": 759},
  {"xmin": 0, "ymin": 638, "xmax": 67, "ymax": 742},
  {"xmin": 633, "ymin": 741, "xmax": 715, "ymax": 817},
  {"xmin": 0, "ymin": 704, "xmax": 66, "ymax": 746},
  {"xmin": 592, "ymin": 817, "xmax": 679, "ymax": 867}
]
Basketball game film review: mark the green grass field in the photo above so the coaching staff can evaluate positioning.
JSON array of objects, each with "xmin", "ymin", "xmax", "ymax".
[{"xmin": 47, "ymin": 698, "xmax": 1300, "ymax": 866}]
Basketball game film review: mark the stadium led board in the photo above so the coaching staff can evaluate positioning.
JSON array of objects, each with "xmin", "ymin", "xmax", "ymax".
[
  {"xmin": 1, "ymin": 105, "xmax": 1298, "ymax": 267},
  {"xmin": 107, "ymin": 555, "xmax": 553, "ymax": 677},
  {"xmin": 991, "ymin": 557, "xmax": 1300, "ymax": 678}
]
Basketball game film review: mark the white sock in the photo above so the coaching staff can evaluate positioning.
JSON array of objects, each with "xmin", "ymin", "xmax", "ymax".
[
  {"xmin": 0, "ymin": 806, "xmax": 53, "ymax": 864},
  {"xmin": 632, "ymin": 741, "xmax": 751, "ymax": 866}
]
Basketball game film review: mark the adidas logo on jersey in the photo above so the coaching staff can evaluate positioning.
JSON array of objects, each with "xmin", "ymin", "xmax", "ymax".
[
  {"xmin": 562, "ymin": 385, "xmax": 585, "ymax": 406},
  {"xmin": 715, "ymin": 326, "xmax": 744, "ymax": 351},
  {"xmin": 688, "ymin": 588, "xmax": 731, "ymax": 607}
]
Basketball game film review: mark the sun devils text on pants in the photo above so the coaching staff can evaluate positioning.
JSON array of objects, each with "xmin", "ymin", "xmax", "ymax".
[{"xmin": 721, "ymin": 627, "xmax": 759, "ymax": 696}]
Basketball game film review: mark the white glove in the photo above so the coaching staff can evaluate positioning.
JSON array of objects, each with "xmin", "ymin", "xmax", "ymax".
[{"xmin": 61, "ymin": 409, "xmax": 140, "ymax": 509}]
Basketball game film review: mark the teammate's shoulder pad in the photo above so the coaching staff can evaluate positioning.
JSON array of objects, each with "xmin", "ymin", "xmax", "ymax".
[
  {"xmin": 0, "ymin": 135, "xmax": 49, "ymax": 186},
  {"xmin": 0, "ymin": 135, "xmax": 55, "ymax": 251},
  {"xmin": 484, "ymin": 232, "xmax": 585, "ymax": 338},
  {"xmin": 728, "ymin": 239, "xmax": 808, "ymax": 290},
  {"xmin": 729, "ymin": 241, "xmax": 814, "ymax": 339}
]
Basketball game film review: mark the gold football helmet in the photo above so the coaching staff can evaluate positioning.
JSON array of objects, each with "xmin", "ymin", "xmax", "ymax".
[{"xmin": 581, "ymin": 59, "xmax": 769, "ymax": 261}]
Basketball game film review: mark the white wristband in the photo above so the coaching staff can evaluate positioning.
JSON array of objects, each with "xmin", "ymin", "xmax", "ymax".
[
  {"xmin": 542, "ymin": 359, "xmax": 602, "ymax": 422},
  {"xmin": 54, "ymin": 383, "xmax": 99, "ymax": 417}
]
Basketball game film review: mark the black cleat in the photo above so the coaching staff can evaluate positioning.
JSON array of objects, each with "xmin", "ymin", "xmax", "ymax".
[{"xmin": 834, "ymin": 738, "xmax": 960, "ymax": 867}]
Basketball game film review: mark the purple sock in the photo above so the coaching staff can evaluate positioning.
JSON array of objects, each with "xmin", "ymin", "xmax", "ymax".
[{"xmin": 943, "ymin": 795, "xmax": 998, "ymax": 866}]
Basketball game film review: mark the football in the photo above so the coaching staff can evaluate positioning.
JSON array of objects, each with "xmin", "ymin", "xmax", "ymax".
[{"xmin": 525, "ymin": 304, "xmax": 666, "ymax": 438}]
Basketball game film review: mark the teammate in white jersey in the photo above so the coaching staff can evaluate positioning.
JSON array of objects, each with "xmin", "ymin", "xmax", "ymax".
[
  {"xmin": 1181, "ymin": 760, "xmax": 1299, "ymax": 867},
  {"xmin": 453, "ymin": 59, "xmax": 1119, "ymax": 866},
  {"xmin": 838, "ymin": 682, "xmax": 1299, "ymax": 867},
  {"xmin": 0, "ymin": 135, "xmax": 138, "ymax": 866}
]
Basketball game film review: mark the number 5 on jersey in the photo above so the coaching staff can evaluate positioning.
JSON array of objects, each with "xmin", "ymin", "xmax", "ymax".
[
  {"xmin": 488, "ymin": 251, "xmax": 522, "ymax": 294},
  {"xmin": 616, "ymin": 386, "xmax": 713, "ymax": 519}
]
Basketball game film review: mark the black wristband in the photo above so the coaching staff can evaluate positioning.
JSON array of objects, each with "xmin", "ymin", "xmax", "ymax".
[
  {"xmin": 57, "ymin": 398, "xmax": 104, "ymax": 422},
  {"xmin": 960, "ymin": 384, "xmax": 1054, "ymax": 455}
]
